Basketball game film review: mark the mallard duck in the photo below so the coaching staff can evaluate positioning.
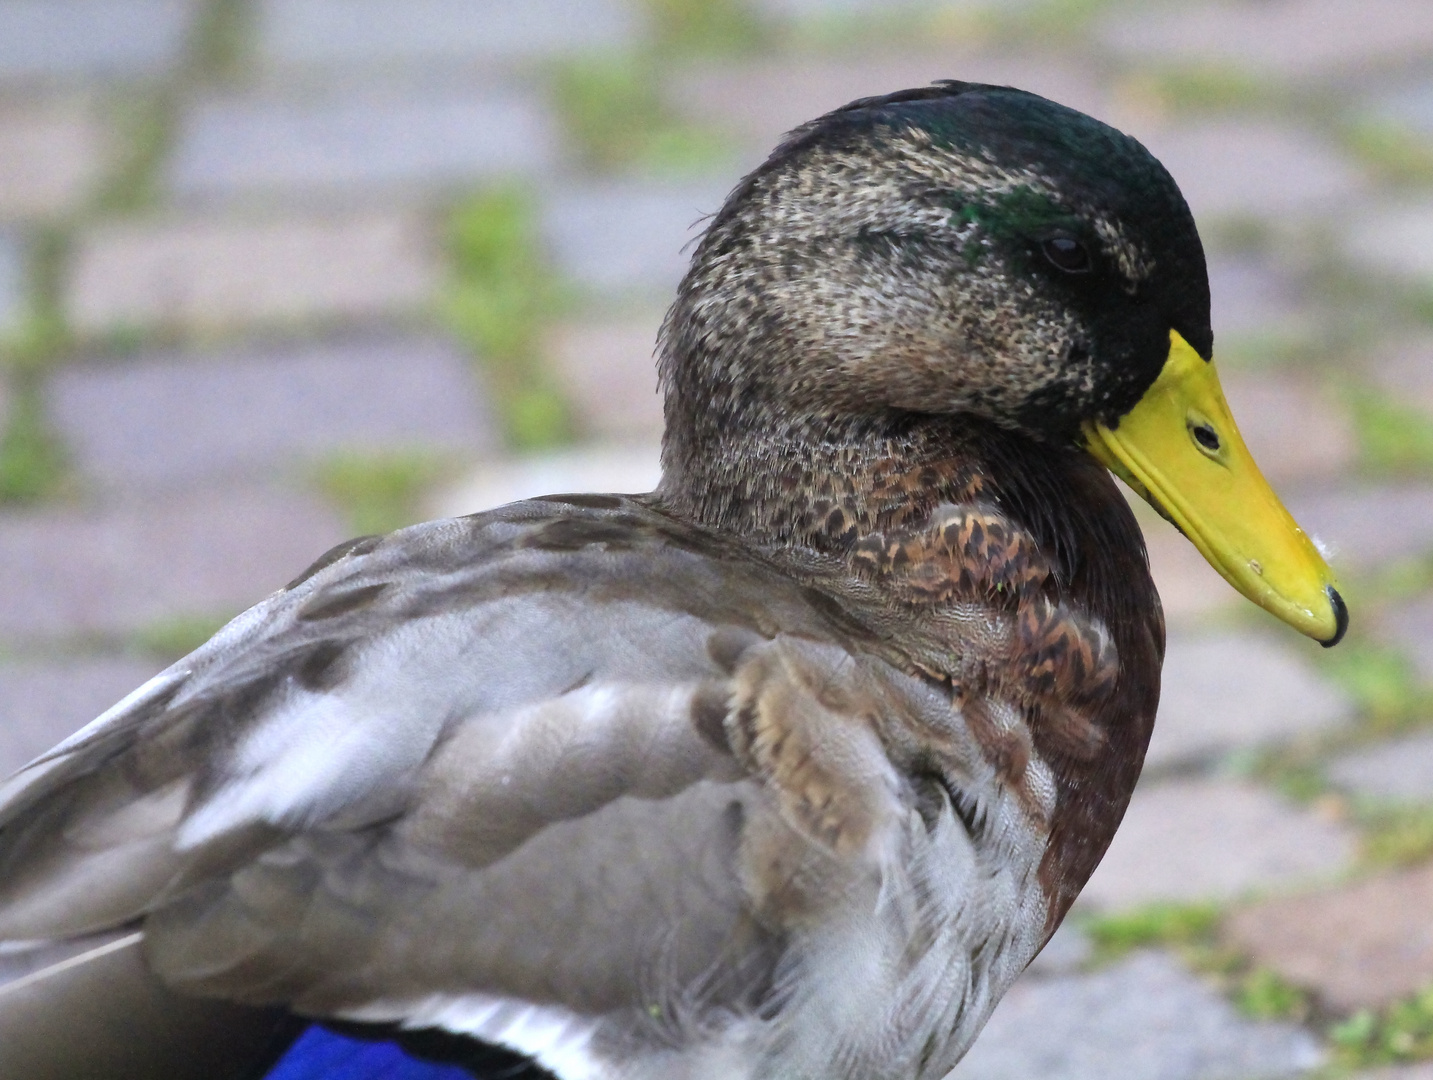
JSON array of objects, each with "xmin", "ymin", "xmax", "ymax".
[{"xmin": 0, "ymin": 82, "xmax": 1344, "ymax": 1080}]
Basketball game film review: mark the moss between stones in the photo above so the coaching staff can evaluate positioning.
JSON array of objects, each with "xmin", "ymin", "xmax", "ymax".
[
  {"xmin": 1356, "ymin": 805, "xmax": 1433, "ymax": 870},
  {"xmin": 553, "ymin": 57, "xmax": 735, "ymax": 177},
  {"xmin": 1331, "ymin": 985, "xmax": 1433, "ymax": 1069},
  {"xmin": 314, "ymin": 451, "xmax": 450, "ymax": 536},
  {"xmin": 133, "ymin": 612, "xmax": 233, "ymax": 662},
  {"xmin": 1344, "ymin": 121, "xmax": 1433, "ymax": 189},
  {"xmin": 1349, "ymin": 386, "xmax": 1433, "ymax": 477},
  {"xmin": 1078, "ymin": 902, "xmax": 1314, "ymax": 1024},
  {"xmin": 643, "ymin": 0, "xmax": 767, "ymax": 55},
  {"xmin": 1081, "ymin": 901, "xmax": 1223, "ymax": 964},
  {"xmin": 0, "ymin": 387, "xmax": 67, "ymax": 503},
  {"xmin": 189, "ymin": 0, "xmax": 255, "ymax": 85},
  {"xmin": 94, "ymin": 91, "xmax": 177, "ymax": 215},
  {"xmin": 1320, "ymin": 641, "xmax": 1425, "ymax": 726},
  {"xmin": 441, "ymin": 187, "xmax": 573, "ymax": 452}
]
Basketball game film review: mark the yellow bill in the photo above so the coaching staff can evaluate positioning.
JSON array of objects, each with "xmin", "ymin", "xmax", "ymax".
[{"xmin": 1082, "ymin": 330, "xmax": 1347, "ymax": 646}]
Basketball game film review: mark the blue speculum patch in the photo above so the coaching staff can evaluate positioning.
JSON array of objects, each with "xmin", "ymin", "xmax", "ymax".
[{"xmin": 265, "ymin": 1026, "xmax": 477, "ymax": 1080}]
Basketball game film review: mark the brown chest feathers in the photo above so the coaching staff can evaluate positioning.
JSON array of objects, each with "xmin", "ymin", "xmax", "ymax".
[{"xmin": 669, "ymin": 416, "xmax": 1164, "ymax": 926}]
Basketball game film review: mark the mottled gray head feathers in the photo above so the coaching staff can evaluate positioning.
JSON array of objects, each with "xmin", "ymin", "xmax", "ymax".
[{"xmin": 658, "ymin": 82, "xmax": 1209, "ymax": 480}]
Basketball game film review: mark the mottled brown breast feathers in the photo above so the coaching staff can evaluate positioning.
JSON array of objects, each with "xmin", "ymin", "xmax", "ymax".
[{"xmin": 687, "ymin": 416, "xmax": 1163, "ymax": 930}]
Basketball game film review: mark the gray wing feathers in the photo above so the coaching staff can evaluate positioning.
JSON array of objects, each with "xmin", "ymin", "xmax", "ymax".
[{"xmin": 0, "ymin": 502, "xmax": 837, "ymax": 1033}]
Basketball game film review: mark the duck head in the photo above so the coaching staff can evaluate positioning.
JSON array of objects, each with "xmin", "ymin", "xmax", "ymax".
[{"xmin": 659, "ymin": 81, "xmax": 1346, "ymax": 647}]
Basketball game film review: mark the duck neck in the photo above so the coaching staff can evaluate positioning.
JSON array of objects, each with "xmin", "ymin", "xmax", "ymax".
[{"xmin": 658, "ymin": 411, "xmax": 1003, "ymax": 555}]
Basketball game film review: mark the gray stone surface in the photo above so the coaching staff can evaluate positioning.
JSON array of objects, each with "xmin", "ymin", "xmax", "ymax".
[
  {"xmin": 951, "ymin": 951, "xmax": 1322, "ymax": 1080},
  {"xmin": 541, "ymin": 183, "xmax": 730, "ymax": 296},
  {"xmin": 1138, "ymin": 120, "xmax": 1364, "ymax": 222},
  {"xmin": 1025, "ymin": 923, "xmax": 1092, "ymax": 978},
  {"xmin": 1358, "ymin": 1067, "xmax": 1433, "ymax": 1080},
  {"xmin": 435, "ymin": 441, "xmax": 662, "ymax": 517},
  {"xmin": 1328, "ymin": 730, "xmax": 1433, "ymax": 803},
  {"xmin": 1148, "ymin": 632, "xmax": 1353, "ymax": 771},
  {"xmin": 0, "ymin": 230, "xmax": 23, "ymax": 332},
  {"xmin": 548, "ymin": 316, "xmax": 664, "ymax": 439},
  {"xmin": 0, "ymin": 0, "xmax": 196, "ymax": 82},
  {"xmin": 0, "ymin": 100, "xmax": 107, "ymax": 218},
  {"xmin": 261, "ymin": 0, "xmax": 643, "ymax": 68},
  {"xmin": 1136, "ymin": 505, "xmax": 1242, "ymax": 624},
  {"xmin": 1285, "ymin": 485, "xmax": 1433, "ymax": 572},
  {"xmin": 1343, "ymin": 201, "xmax": 1433, "ymax": 284},
  {"xmin": 1225, "ymin": 863, "xmax": 1433, "ymax": 1012},
  {"xmin": 751, "ymin": 0, "xmax": 1029, "ymax": 21},
  {"xmin": 47, "ymin": 336, "xmax": 495, "ymax": 488},
  {"xmin": 1368, "ymin": 336, "xmax": 1433, "ymax": 416},
  {"xmin": 1221, "ymin": 369, "xmax": 1356, "ymax": 485},
  {"xmin": 1380, "ymin": 592, "xmax": 1433, "ymax": 684},
  {"xmin": 1207, "ymin": 256, "xmax": 1314, "ymax": 342},
  {"xmin": 1097, "ymin": 0, "xmax": 1433, "ymax": 80},
  {"xmin": 1080, "ymin": 778, "xmax": 1356, "ymax": 909},
  {"xmin": 170, "ymin": 91, "xmax": 557, "ymax": 202},
  {"xmin": 67, "ymin": 213, "xmax": 437, "ymax": 332},
  {"xmin": 0, "ymin": 655, "xmax": 163, "ymax": 777},
  {"xmin": 1368, "ymin": 77, "xmax": 1433, "ymax": 138},
  {"xmin": 666, "ymin": 53, "xmax": 1114, "ymax": 167},
  {"xmin": 0, "ymin": 486, "xmax": 348, "ymax": 640}
]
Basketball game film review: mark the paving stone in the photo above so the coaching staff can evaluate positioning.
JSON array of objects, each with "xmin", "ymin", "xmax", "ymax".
[
  {"xmin": 951, "ymin": 951, "xmax": 1322, "ymax": 1080},
  {"xmin": 1226, "ymin": 863, "xmax": 1433, "ymax": 1012},
  {"xmin": 1368, "ymin": 336, "xmax": 1433, "ymax": 417},
  {"xmin": 1328, "ymin": 730, "xmax": 1433, "ymax": 803},
  {"xmin": 1138, "ymin": 120, "xmax": 1365, "ymax": 223},
  {"xmin": 434, "ymin": 441, "xmax": 662, "ymax": 517},
  {"xmin": 1381, "ymin": 592, "xmax": 1433, "ymax": 685},
  {"xmin": 1368, "ymin": 77, "xmax": 1433, "ymax": 140},
  {"xmin": 547, "ymin": 316, "xmax": 664, "ymax": 440},
  {"xmin": 1357, "ymin": 1067, "xmax": 1433, "ymax": 1080},
  {"xmin": 261, "ymin": 0, "xmax": 643, "ymax": 68},
  {"xmin": 0, "ymin": 0, "xmax": 197, "ymax": 82},
  {"xmin": 1284, "ymin": 486, "xmax": 1433, "ymax": 573},
  {"xmin": 1080, "ymin": 778, "xmax": 1356, "ymax": 909},
  {"xmin": 0, "ymin": 655, "xmax": 163, "ymax": 777},
  {"xmin": 752, "ymin": 0, "xmax": 1020, "ymax": 19},
  {"xmin": 0, "ymin": 101, "xmax": 107, "ymax": 218},
  {"xmin": 170, "ymin": 91, "xmax": 558, "ymax": 203},
  {"xmin": 47, "ymin": 336, "xmax": 495, "ymax": 489},
  {"xmin": 1148, "ymin": 631, "xmax": 1353, "ymax": 771},
  {"xmin": 0, "ymin": 486, "xmax": 348, "ymax": 640},
  {"xmin": 1207, "ymin": 255, "xmax": 1315, "ymax": 343},
  {"xmin": 0, "ymin": 230, "xmax": 23, "ymax": 332},
  {"xmin": 1342, "ymin": 201, "xmax": 1433, "ymax": 285},
  {"xmin": 1221, "ymin": 370, "xmax": 1356, "ymax": 485},
  {"xmin": 665, "ymin": 53, "xmax": 1115, "ymax": 167},
  {"xmin": 67, "ymin": 212, "xmax": 437, "ymax": 332},
  {"xmin": 1024, "ymin": 923, "xmax": 1093, "ymax": 978},
  {"xmin": 1125, "ymin": 495, "xmax": 1240, "ymax": 624},
  {"xmin": 1097, "ymin": 0, "xmax": 1433, "ymax": 81},
  {"xmin": 541, "ymin": 183, "xmax": 730, "ymax": 297}
]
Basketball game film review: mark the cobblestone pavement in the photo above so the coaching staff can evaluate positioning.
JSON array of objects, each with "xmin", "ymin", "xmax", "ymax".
[{"xmin": 2, "ymin": 1, "xmax": 1433, "ymax": 1077}]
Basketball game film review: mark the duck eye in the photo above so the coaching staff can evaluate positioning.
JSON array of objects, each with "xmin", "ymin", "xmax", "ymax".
[
  {"xmin": 1191, "ymin": 422, "xmax": 1221, "ymax": 454},
  {"xmin": 1041, "ymin": 236, "xmax": 1091, "ymax": 274}
]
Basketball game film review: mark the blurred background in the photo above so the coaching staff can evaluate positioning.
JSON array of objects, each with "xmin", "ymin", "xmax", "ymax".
[{"xmin": 0, "ymin": 0, "xmax": 1432, "ymax": 1077}]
